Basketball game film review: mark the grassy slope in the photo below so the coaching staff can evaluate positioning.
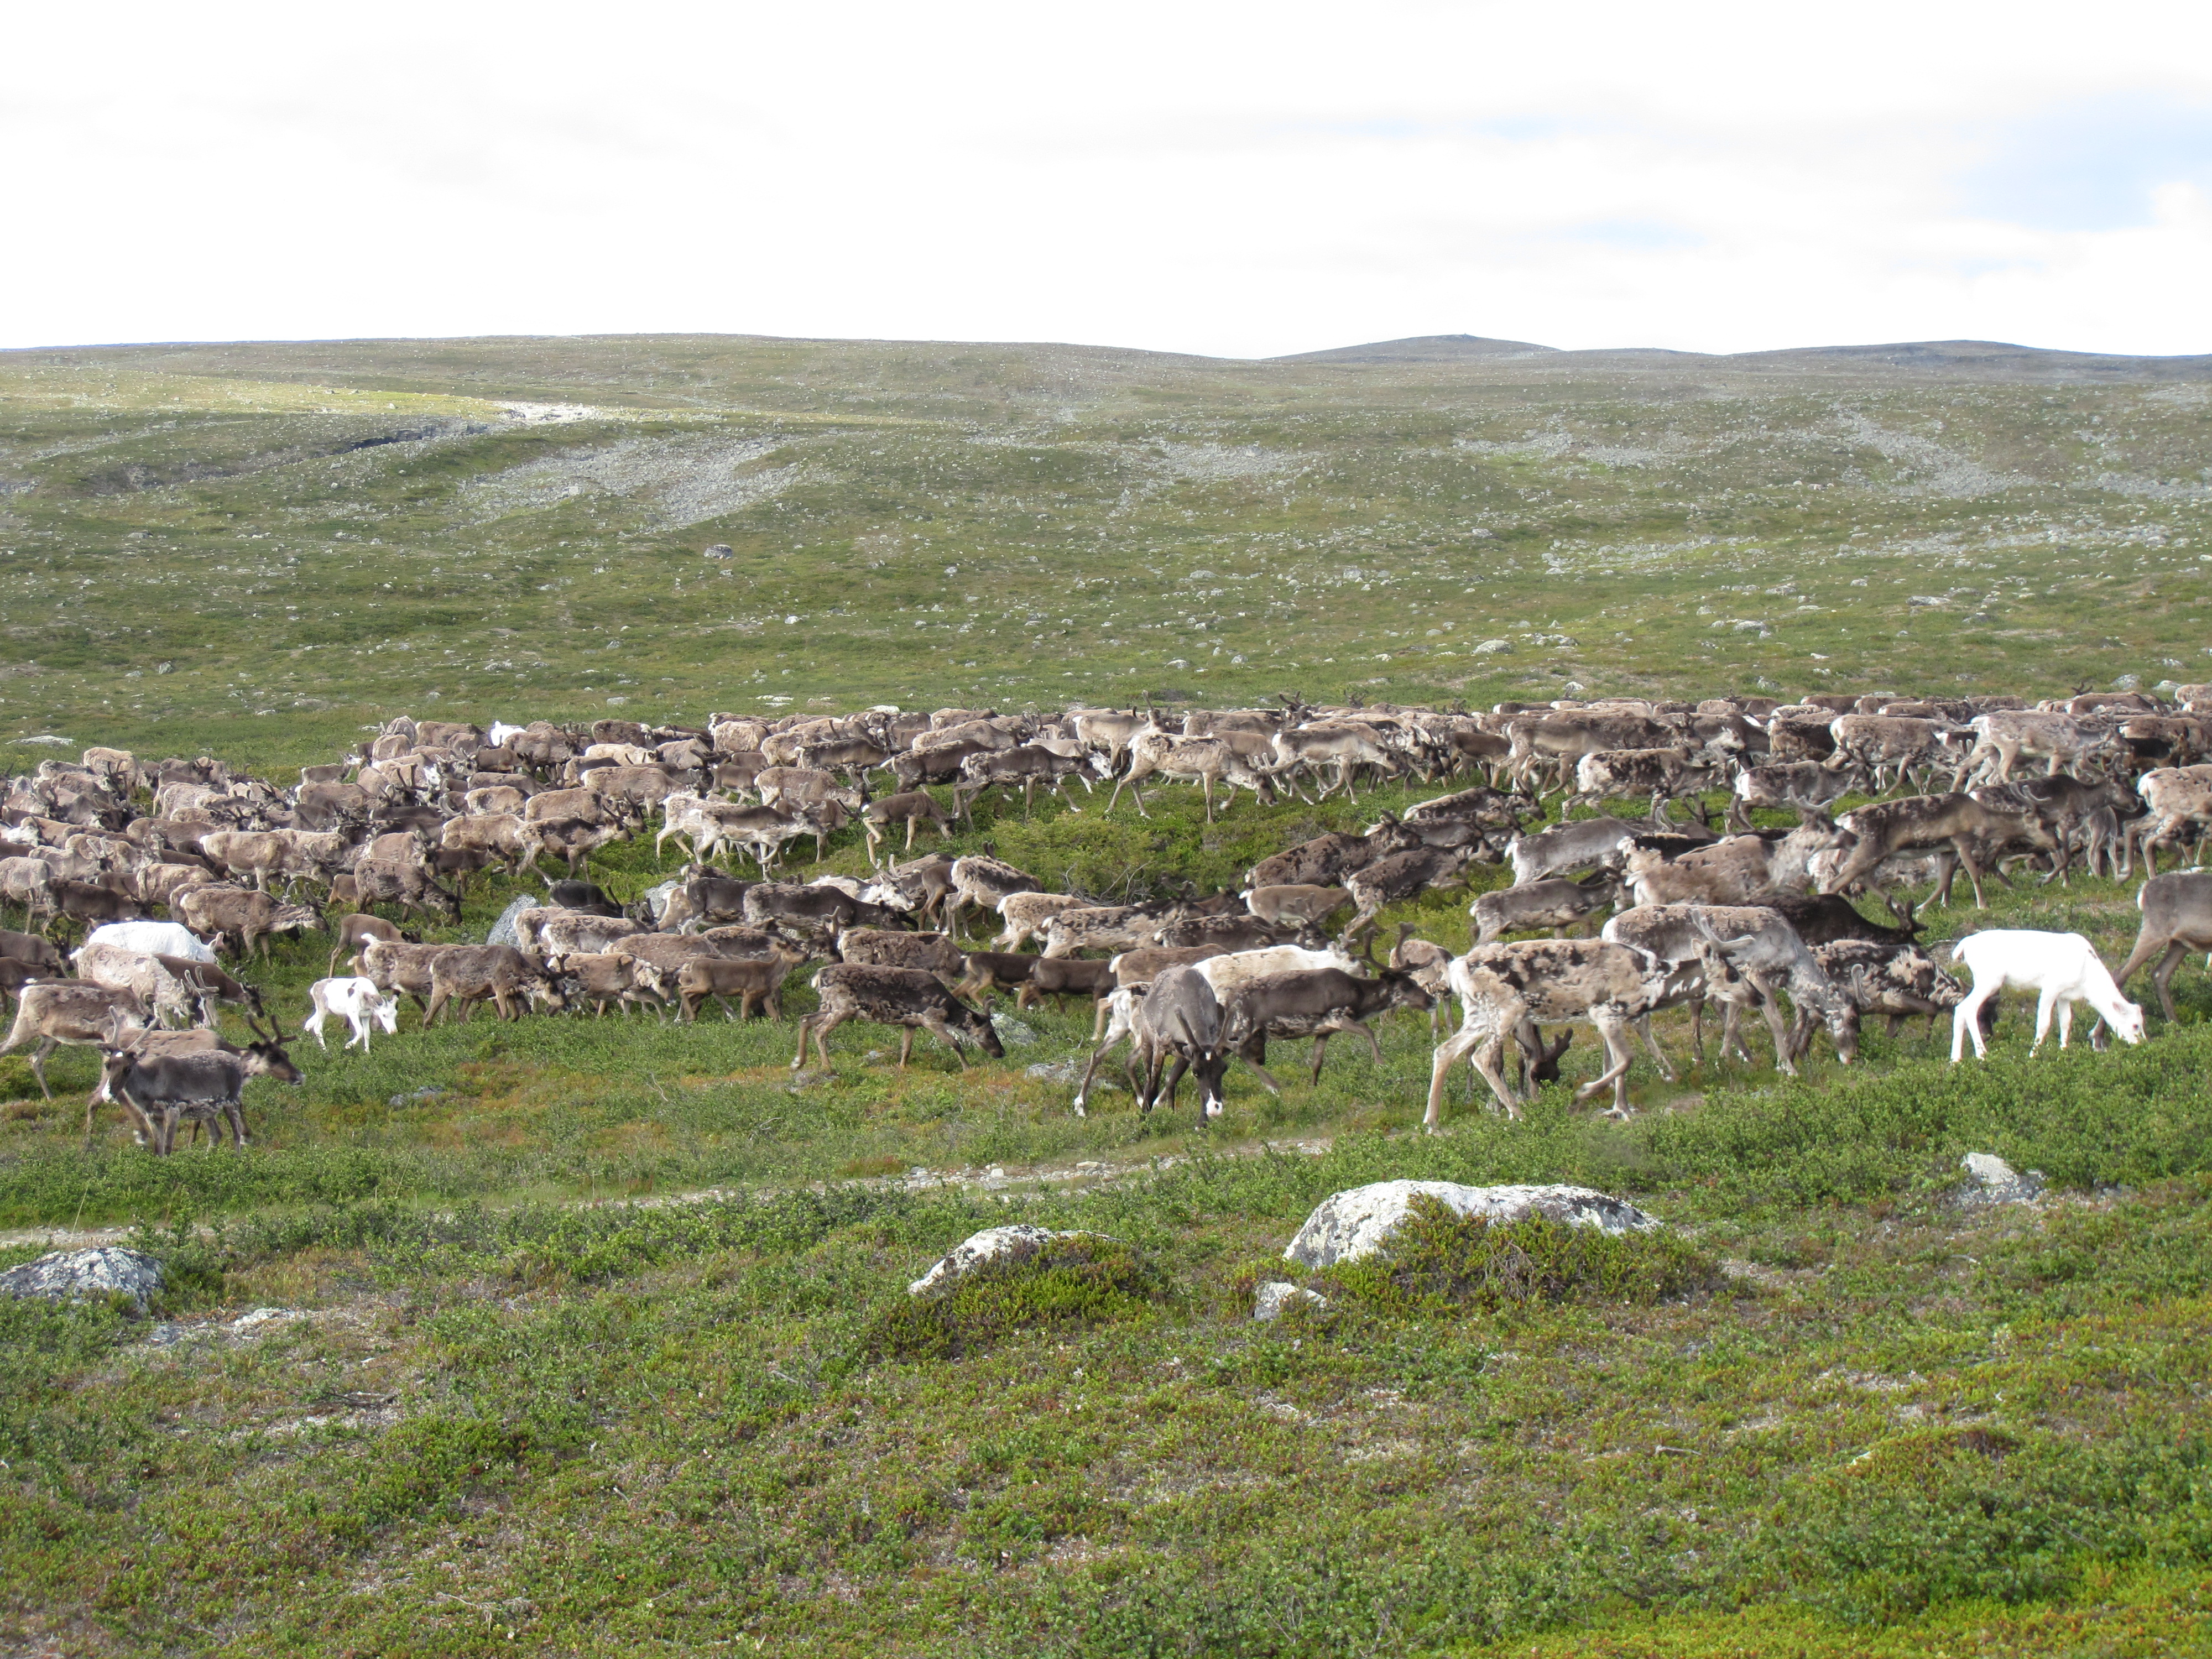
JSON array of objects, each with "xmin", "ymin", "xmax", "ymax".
[
  {"xmin": 3, "ymin": 335, "xmax": 2212, "ymax": 1655},
  {"xmin": 3, "ymin": 336, "xmax": 2209, "ymax": 773}
]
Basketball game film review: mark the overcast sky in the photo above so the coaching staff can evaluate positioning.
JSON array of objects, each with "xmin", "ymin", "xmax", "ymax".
[{"xmin": 7, "ymin": 0, "xmax": 2210, "ymax": 359}]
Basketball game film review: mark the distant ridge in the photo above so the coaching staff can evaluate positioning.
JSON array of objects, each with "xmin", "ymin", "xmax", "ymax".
[
  {"xmin": 1272, "ymin": 335, "xmax": 1559, "ymax": 364},
  {"xmin": 1279, "ymin": 334, "xmax": 2212, "ymax": 382}
]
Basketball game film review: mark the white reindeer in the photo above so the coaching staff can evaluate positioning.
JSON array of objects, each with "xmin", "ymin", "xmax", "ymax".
[
  {"xmin": 1949, "ymin": 930, "xmax": 2146, "ymax": 1062},
  {"xmin": 302, "ymin": 976, "xmax": 401, "ymax": 1052}
]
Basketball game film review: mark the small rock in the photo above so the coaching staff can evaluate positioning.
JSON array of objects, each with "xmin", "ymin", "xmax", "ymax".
[
  {"xmin": 0, "ymin": 1247, "xmax": 164, "ymax": 1314},
  {"xmin": 990, "ymin": 1011, "xmax": 1039, "ymax": 1047},
  {"xmin": 1472, "ymin": 638, "xmax": 1511, "ymax": 655},
  {"xmin": 387, "ymin": 1087, "xmax": 445, "ymax": 1107},
  {"xmin": 2112, "ymin": 674, "xmax": 2141, "ymax": 691},
  {"xmin": 1282, "ymin": 1181, "xmax": 1659, "ymax": 1269},
  {"xmin": 908, "ymin": 1224, "xmax": 1112, "ymax": 1296},
  {"xmin": 1253, "ymin": 1281, "xmax": 1328, "ymax": 1322},
  {"xmin": 703, "ymin": 544, "xmax": 734, "ymax": 560},
  {"xmin": 1957, "ymin": 1152, "xmax": 2046, "ymax": 1206},
  {"xmin": 228, "ymin": 1307, "xmax": 302, "ymax": 1337},
  {"xmin": 1024, "ymin": 1058, "xmax": 1117, "ymax": 1088},
  {"xmin": 1469, "ymin": 527, "xmax": 1494, "ymax": 540}
]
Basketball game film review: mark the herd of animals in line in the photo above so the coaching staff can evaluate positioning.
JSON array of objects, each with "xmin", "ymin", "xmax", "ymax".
[{"xmin": 3, "ymin": 682, "xmax": 2211, "ymax": 1152}]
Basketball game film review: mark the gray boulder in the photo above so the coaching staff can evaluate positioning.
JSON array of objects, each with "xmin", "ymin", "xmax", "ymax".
[
  {"xmin": 1283, "ymin": 1180, "xmax": 1658, "ymax": 1269},
  {"xmin": 1958, "ymin": 1152, "xmax": 2046, "ymax": 1207},
  {"xmin": 0, "ymin": 1247, "xmax": 164, "ymax": 1313},
  {"xmin": 907, "ymin": 1224, "xmax": 1110, "ymax": 1296},
  {"xmin": 486, "ymin": 894, "xmax": 538, "ymax": 950},
  {"xmin": 1253, "ymin": 1281, "xmax": 1328, "ymax": 1322},
  {"xmin": 638, "ymin": 878, "xmax": 684, "ymax": 925},
  {"xmin": 990, "ymin": 1011, "xmax": 1039, "ymax": 1048}
]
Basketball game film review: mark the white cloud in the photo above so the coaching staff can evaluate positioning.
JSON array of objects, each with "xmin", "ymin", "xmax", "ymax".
[{"xmin": 4, "ymin": 0, "xmax": 2209, "ymax": 357}]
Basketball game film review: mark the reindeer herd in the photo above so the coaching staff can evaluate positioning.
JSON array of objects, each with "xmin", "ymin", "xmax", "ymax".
[{"xmin": 3, "ymin": 681, "xmax": 2210, "ymax": 1151}]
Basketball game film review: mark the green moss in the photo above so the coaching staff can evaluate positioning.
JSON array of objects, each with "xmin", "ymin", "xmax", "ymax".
[
  {"xmin": 1323, "ymin": 1196, "xmax": 1723, "ymax": 1315},
  {"xmin": 868, "ymin": 1234, "xmax": 1170, "ymax": 1361}
]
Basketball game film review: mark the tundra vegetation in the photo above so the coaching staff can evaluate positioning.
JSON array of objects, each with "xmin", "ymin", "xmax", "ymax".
[{"xmin": 2, "ymin": 334, "xmax": 2211, "ymax": 1657}]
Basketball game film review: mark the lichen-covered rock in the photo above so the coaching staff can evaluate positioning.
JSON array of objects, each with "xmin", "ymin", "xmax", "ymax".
[
  {"xmin": 907, "ymin": 1224, "xmax": 1107, "ymax": 1296},
  {"xmin": 990, "ymin": 1011, "xmax": 1039, "ymax": 1048},
  {"xmin": 638, "ymin": 878, "xmax": 684, "ymax": 925},
  {"xmin": 0, "ymin": 1247, "xmax": 164, "ymax": 1313},
  {"xmin": 228, "ymin": 1307, "xmax": 304, "ymax": 1338},
  {"xmin": 485, "ymin": 894, "xmax": 539, "ymax": 950},
  {"xmin": 1957, "ymin": 1152, "xmax": 2046, "ymax": 1207},
  {"xmin": 1253, "ymin": 1281, "xmax": 1328, "ymax": 1322},
  {"xmin": 1283, "ymin": 1181, "xmax": 1658, "ymax": 1269}
]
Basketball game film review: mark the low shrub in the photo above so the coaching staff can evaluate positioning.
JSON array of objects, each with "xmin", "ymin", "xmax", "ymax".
[
  {"xmin": 1768, "ymin": 1428, "xmax": 2212, "ymax": 1622},
  {"xmin": 868, "ymin": 1234, "xmax": 1170, "ymax": 1361},
  {"xmin": 1322, "ymin": 1195, "xmax": 1721, "ymax": 1316}
]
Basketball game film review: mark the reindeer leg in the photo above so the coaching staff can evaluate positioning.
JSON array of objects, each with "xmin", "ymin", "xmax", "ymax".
[
  {"xmin": 1426, "ymin": 1020, "xmax": 1484, "ymax": 1127},
  {"xmin": 1951, "ymin": 983, "xmax": 1993, "ymax": 1061},
  {"xmin": 2150, "ymin": 943, "xmax": 2187, "ymax": 1022},
  {"xmin": 1160, "ymin": 1051, "xmax": 1189, "ymax": 1113},
  {"xmin": 1955, "ymin": 839, "xmax": 1991, "ymax": 910},
  {"xmin": 1072, "ymin": 1029, "xmax": 1123, "ymax": 1117},
  {"xmin": 1579, "ymin": 1009, "xmax": 1637, "ymax": 1117},
  {"xmin": 1750, "ymin": 977, "xmax": 1794, "ymax": 1075},
  {"xmin": 1235, "ymin": 1033, "xmax": 1286, "ymax": 1098},
  {"xmin": 1632, "ymin": 1015, "xmax": 1678, "ymax": 1083},
  {"xmin": 1469, "ymin": 1034, "xmax": 1522, "ymax": 1120}
]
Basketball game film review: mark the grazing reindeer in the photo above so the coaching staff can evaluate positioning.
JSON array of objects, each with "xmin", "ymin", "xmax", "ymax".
[
  {"xmin": 2111, "ymin": 870, "xmax": 2212, "ymax": 1022},
  {"xmin": 862, "ymin": 790, "xmax": 954, "ymax": 854},
  {"xmin": 790, "ymin": 965, "xmax": 1006, "ymax": 1071},
  {"xmin": 1949, "ymin": 931, "xmax": 2145, "ymax": 1060}
]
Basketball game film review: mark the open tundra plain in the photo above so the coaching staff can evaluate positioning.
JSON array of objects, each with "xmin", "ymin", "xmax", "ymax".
[{"xmin": 3, "ymin": 334, "xmax": 2212, "ymax": 1657}]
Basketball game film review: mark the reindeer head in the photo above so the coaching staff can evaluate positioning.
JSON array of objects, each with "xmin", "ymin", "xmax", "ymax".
[{"xmin": 243, "ymin": 1041, "xmax": 305, "ymax": 1084}]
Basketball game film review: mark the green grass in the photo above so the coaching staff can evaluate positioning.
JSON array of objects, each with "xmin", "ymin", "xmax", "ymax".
[{"xmin": 4, "ymin": 334, "xmax": 2212, "ymax": 1654}]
